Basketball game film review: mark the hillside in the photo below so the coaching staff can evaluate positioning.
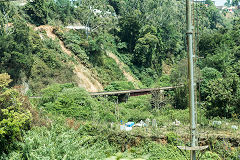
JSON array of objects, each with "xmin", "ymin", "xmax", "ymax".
[
  {"xmin": 1, "ymin": 0, "xmax": 240, "ymax": 159},
  {"xmin": 34, "ymin": 25, "xmax": 103, "ymax": 92}
]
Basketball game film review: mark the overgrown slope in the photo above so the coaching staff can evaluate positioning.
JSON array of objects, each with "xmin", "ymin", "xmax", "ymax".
[{"xmin": 34, "ymin": 25, "xmax": 103, "ymax": 92}]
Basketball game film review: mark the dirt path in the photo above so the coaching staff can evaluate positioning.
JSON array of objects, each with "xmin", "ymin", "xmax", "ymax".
[
  {"xmin": 106, "ymin": 51, "xmax": 140, "ymax": 88},
  {"xmin": 35, "ymin": 25, "xmax": 103, "ymax": 92}
]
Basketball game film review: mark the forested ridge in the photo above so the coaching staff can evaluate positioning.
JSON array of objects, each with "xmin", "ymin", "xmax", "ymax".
[{"xmin": 1, "ymin": 0, "xmax": 240, "ymax": 159}]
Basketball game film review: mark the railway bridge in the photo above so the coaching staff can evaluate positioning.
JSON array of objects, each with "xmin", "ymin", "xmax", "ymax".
[
  {"xmin": 30, "ymin": 86, "xmax": 179, "ymax": 105},
  {"xmin": 90, "ymin": 86, "xmax": 177, "ymax": 103}
]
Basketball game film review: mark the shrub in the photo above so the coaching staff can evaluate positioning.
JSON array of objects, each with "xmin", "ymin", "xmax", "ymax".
[
  {"xmin": 166, "ymin": 132, "xmax": 179, "ymax": 145},
  {"xmin": 152, "ymin": 74, "xmax": 171, "ymax": 88},
  {"xmin": 40, "ymin": 83, "xmax": 117, "ymax": 122},
  {"xmin": 104, "ymin": 81, "xmax": 135, "ymax": 91},
  {"xmin": 95, "ymin": 56, "xmax": 126, "ymax": 85},
  {"xmin": 203, "ymin": 75, "xmax": 239, "ymax": 118},
  {"xmin": 0, "ymin": 73, "xmax": 32, "ymax": 153},
  {"xmin": 200, "ymin": 67, "xmax": 222, "ymax": 99},
  {"xmin": 172, "ymin": 83, "xmax": 188, "ymax": 109},
  {"xmin": 40, "ymin": 83, "xmax": 75, "ymax": 104}
]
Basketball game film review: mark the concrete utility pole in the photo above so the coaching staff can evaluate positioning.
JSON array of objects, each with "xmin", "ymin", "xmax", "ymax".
[{"xmin": 186, "ymin": 0, "xmax": 197, "ymax": 159}]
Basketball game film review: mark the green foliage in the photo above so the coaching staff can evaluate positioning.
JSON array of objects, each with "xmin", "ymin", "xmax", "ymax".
[
  {"xmin": 0, "ymin": 73, "xmax": 12, "ymax": 89},
  {"xmin": 202, "ymin": 74, "xmax": 240, "ymax": 118},
  {"xmin": 0, "ymin": 18, "xmax": 74, "ymax": 93},
  {"xmin": 0, "ymin": 19, "xmax": 34, "ymax": 82},
  {"xmin": 115, "ymin": 0, "xmax": 187, "ymax": 79},
  {"xmin": 105, "ymin": 81, "xmax": 135, "ymax": 91},
  {"xmin": 166, "ymin": 132, "xmax": 179, "ymax": 145},
  {"xmin": 197, "ymin": 3, "xmax": 224, "ymax": 30},
  {"xmin": 118, "ymin": 10, "xmax": 141, "ymax": 52},
  {"xmin": 207, "ymin": 137, "xmax": 240, "ymax": 159},
  {"xmin": 170, "ymin": 59, "xmax": 188, "ymax": 109},
  {"xmin": 232, "ymin": 0, "xmax": 240, "ymax": 6},
  {"xmin": 152, "ymin": 74, "xmax": 171, "ymax": 88},
  {"xmin": 47, "ymin": 87, "xmax": 98, "ymax": 119},
  {"xmin": 95, "ymin": 55, "xmax": 126, "ymax": 86},
  {"xmin": 0, "ymin": 73, "xmax": 32, "ymax": 153},
  {"xmin": 40, "ymin": 83, "xmax": 152, "ymax": 123},
  {"xmin": 134, "ymin": 32, "xmax": 159, "ymax": 68},
  {"xmin": 29, "ymin": 56, "xmax": 74, "ymax": 94},
  {"xmin": 224, "ymin": 0, "xmax": 231, "ymax": 7},
  {"xmin": 202, "ymin": 151, "xmax": 221, "ymax": 160},
  {"xmin": 87, "ymin": 35, "xmax": 106, "ymax": 66},
  {"xmin": 0, "ymin": 117, "xmax": 187, "ymax": 160},
  {"xmin": 40, "ymin": 83, "xmax": 75, "ymax": 104},
  {"xmin": 132, "ymin": 141, "xmax": 185, "ymax": 159},
  {"xmin": 55, "ymin": 28, "xmax": 126, "ymax": 86},
  {"xmin": 201, "ymin": 67, "xmax": 222, "ymax": 80},
  {"xmin": 132, "ymin": 67, "xmax": 158, "ymax": 87},
  {"xmin": 198, "ymin": 19, "xmax": 240, "ymax": 118},
  {"xmin": 200, "ymin": 67, "xmax": 222, "ymax": 98},
  {"xmin": 153, "ymin": 107, "xmax": 190, "ymax": 126},
  {"xmin": 40, "ymin": 83, "xmax": 117, "ymax": 122},
  {"xmin": 119, "ymin": 95, "xmax": 152, "ymax": 122},
  {"xmin": 24, "ymin": 0, "xmax": 78, "ymax": 25},
  {"xmin": 2, "ymin": 120, "xmax": 119, "ymax": 159},
  {"xmin": 25, "ymin": 0, "xmax": 51, "ymax": 26},
  {"xmin": 0, "ymin": 3, "xmax": 17, "ymax": 35}
]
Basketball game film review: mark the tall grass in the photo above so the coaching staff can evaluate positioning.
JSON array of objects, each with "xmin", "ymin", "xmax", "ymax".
[{"xmin": 1, "ymin": 119, "xmax": 188, "ymax": 160}]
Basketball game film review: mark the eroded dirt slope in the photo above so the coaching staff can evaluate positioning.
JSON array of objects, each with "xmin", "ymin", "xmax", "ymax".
[
  {"xmin": 106, "ymin": 51, "xmax": 141, "ymax": 88},
  {"xmin": 34, "ymin": 25, "xmax": 103, "ymax": 92}
]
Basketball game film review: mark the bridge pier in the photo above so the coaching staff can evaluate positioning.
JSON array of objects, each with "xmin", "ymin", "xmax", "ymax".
[
  {"xmin": 118, "ymin": 93, "xmax": 130, "ymax": 103},
  {"xmin": 89, "ymin": 86, "xmax": 177, "ymax": 103}
]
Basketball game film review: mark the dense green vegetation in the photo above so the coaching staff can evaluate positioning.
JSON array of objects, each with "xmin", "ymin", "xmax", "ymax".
[
  {"xmin": 198, "ymin": 18, "xmax": 240, "ymax": 118},
  {"xmin": 1, "ymin": 0, "xmax": 240, "ymax": 159},
  {"xmin": 0, "ymin": 11, "xmax": 74, "ymax": 93},
  {"xmin": 0, "ymin": 73, "xmax": 31, "ymax": 153},
  {"xmin": 2, "ymin": 82, "xmax": 240, "ymax": 159}
]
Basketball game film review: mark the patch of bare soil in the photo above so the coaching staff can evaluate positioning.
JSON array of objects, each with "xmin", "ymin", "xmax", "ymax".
[
  {"xmin": 34, "ymin": 25, "xmax": 103, "ymax": 92},
  {"xmin": 107, "ymin": 51, "xmax": 140, "ymax": 88},
  {"xmin": 162, "ymin": 61, "xmax": 172, "ymax": 75}
]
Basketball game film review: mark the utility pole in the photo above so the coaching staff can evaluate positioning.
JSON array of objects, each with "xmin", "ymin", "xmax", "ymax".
[{"xmin": 186, "ymin": 0, "xmax": 197, "ymax": 159}]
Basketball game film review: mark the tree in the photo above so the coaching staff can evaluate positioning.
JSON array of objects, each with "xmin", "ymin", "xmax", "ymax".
[
  {"xmin": 0, "ymin": 73, "xmax": 32, "ymax": 153},
  {"xmin": 205, "ymin": 0, "xmax": 214, "ymax": 5},
  {"xmin": 232, "ymin": 0, "xmax": 240, "ymax": 6},
  {"xmin": 55, "ymin": 0, "xmax": 72, "ymax": 24},
  {"xmin": 0, "ymin": 19, "xmax": 34, "ymax": 82},
  {"xmin": 170, "ymin": 59, "xmax": 189, "ymax": 109},
  {"xmin": 203, "ymin": 75, "xmax": 239, "ymax": 118},
  {"xmin": 86, "ymin": 34, "xmax": 107, "ymax": 66},
  {"xmin": 25, "ymin": 0, "xmax": 52, "ymax": 26},
  {"xmin": 200, "ymin": 67, "xmax": 222, "ymax": 99},
  {"xmin": 133, "ymin": 25, "xmax": 159, "ymax": 68},
  {"xmin": 118, "ymin": 10, "xmax": 142, "ymax": 52},
  {"xmin": 108, "ymin": 0, "xmax": 121, "ymax": 15},
  {"xmin": 224, "ymin": 0, "xmax": 231, "ymax": 7}
]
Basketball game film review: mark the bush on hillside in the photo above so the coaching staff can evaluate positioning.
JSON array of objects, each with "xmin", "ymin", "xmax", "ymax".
[
  {"xmin": 40, "ymin": 83, "xmax": 117, "ymax": 122},
  {"xmin": 203, "ymin": 74, "xmax": 240, "ymax": 118},
  {"xmin": 95, "ymin": 56, "xmax": 126, "ymax": 85},
  {"xmin": 200, "ymin": 67, "xmax": 222, "ymax": 99},
  {"xmin": 152, "ymin": 74, "xmax": 171, "ymax": 88},
  {"xmin": 0, "ymin": 73, "xmax": 32, "ymax": 153},
  {"xmin": 170, "ymin": 60, "xmax": 188, "ymax": 109},
  {"xmin": 104, "ymin": 81, "xmax": 135, "ymax": 91}
]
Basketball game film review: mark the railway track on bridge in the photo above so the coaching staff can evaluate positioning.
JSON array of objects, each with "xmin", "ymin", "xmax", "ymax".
[
  {"xmin": 89, "ymin": 86, "xmax": 177, "ymax": 97},
  {"xmin": 29, "ymin": 86, "xmax": 180, "ymax": 99}
]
